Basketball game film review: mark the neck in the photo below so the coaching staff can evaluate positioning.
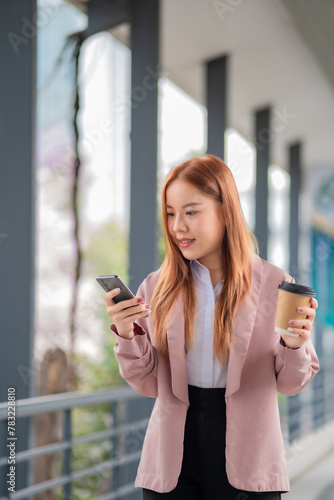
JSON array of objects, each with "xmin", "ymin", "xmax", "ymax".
[
  {"xmin": 196, "ymin": 257, "xmax": 223, "ymax": 272},
  {"xmin": 208, "ymin": 266, "xmax": 224, "ymax": 287}
]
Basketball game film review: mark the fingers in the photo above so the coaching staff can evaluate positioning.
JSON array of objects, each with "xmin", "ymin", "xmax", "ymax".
[
  {"xmin": 286, "ymin": 328, "xmax": 311, "ymax": 340},
  {"xmin": 288, "ymin": 318, "xmax": 313, "ymax": 331},
  {"xmin": 122, "ymin": 304, "xmax": 152, "ymax": 320},
  {"xmin": 104, "ymin": 287, "xmax": 121, "ymax": 306},
  {"xmin": 107, "ymin": 300, "xmax": 150, "ymax": 317},
  {"xmin": 105, "ymin": 288, "xmax": 144, "ymax": 310},
  {"xmin": 106, "ymin": 303, "xmax": 151, "ymax": 325},
  {"xmin": 295, "ymin": 302, "xmax": 317, "ymax": 322},
  {"xmin": 110, "ymin": 303, "xmax": 150, "ymax": 321},
  {"xmin": 287, "ymin": 300, "xmax": 315, "ymax": 338},
  {"xmin": 286, "ymin": 319, "xmax": 312, "ymax": 344},
  {"xmin": 311, "ymin": 297, "xmax": 318, "ymax": 310},
  {"xmin": 104, "ymin": 288, "xmax": 151, "ymax": 324},
  {"xmin": 287, "ymin": 300, "xmax": 316, "ymax": 339}
]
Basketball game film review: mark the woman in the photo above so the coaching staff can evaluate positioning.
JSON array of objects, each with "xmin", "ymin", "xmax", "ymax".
[{"xmin": 105, "ymin": 155, "xmax": 319, "ymax": 499}]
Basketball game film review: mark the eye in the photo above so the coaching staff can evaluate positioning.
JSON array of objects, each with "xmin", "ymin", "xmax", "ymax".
[
  {"xmin": 166, "ymin": 212, "xmax": 174, "ymax": 217},
  {"xmin": 186, "ymin": 211, "xmax": 197, "ymax": 216}
]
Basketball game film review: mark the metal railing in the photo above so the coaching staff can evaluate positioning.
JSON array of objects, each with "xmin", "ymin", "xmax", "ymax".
[
  {"xmin": 279, "ymin": 329, "xmax": 334, "ymax": 446},
  {"xmin": 1, "ymin": 337, "xmax": 333, "ymax": 499},
  {"xmin": 0, "ymin": 386, "xmax": 153, "ymax": 500}
]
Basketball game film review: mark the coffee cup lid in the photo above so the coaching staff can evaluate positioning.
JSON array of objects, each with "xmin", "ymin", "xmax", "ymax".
[{"xmin": 278, "ymin": 281, "xmax": 316, "ymax": 297}]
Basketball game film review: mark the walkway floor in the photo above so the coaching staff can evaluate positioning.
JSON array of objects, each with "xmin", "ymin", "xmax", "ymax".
[{"xmin": 285, "ymin": 448, "xmax": 334, "ymax": 500}]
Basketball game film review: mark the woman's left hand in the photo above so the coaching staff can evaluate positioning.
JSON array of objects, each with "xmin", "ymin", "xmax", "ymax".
[{"xmin": 282, "ymin": 297, "xmax": 319, "ymax": 349}]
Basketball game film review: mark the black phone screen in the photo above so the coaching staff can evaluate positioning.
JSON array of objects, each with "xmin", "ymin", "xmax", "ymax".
[{"xmin": 96, "ymin": 275, "xmax": 135, "ymax": 303}]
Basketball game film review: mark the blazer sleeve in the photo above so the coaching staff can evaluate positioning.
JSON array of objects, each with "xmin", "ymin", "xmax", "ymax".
[
  {"xmin": 110, "ymin": 278, "xmax": 158, "ymax": 398},
  {"xmin": 275, "ymin": 337, "xmax": 319, "ymax": 396}
]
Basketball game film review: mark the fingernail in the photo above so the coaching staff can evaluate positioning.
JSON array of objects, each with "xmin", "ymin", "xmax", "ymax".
[
  {"xmin": 113, "ymin": 288, "xmax": 120, "ymax": 293},
  {"xmin": 137, "ymin": 297, "xmax": 144, "ymax": 303},
  {"xmin": 298, "ymin": 307, "xmax": 304, "ymax": 312},
  {"xmin": 289, "ymin": 320, "xmax": 295, "ymax": 325},
  {"xmin": 287, "ymin": 327, "xmax": 294, "ymax": 332},
  {"xmin": 145, "ymin": 305, "xmax": 151, "ymax": 309}
]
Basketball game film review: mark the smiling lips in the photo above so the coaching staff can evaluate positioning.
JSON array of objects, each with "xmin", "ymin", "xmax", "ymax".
[{"xmin": 177, "ymin": 239, "xmax": 195, "ymax": 248}]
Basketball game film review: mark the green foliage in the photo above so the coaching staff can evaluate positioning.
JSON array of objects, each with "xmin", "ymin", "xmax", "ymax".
[
  {"xmin": 76, "ymin": 336, "xmax": 123, "ymax": 392},
  {"xmin": 76, "ymin": 219, "xmax": 128, "ymax": 392},
  {"xmin": 70, "ymin": 403, "xmax": 113, "ymax": 497},
  {"xmin": 86, "ymin": 220, "xmax": 128, "ymax": 281},
  {"xmin": 58, "ymin": 220, "xmax": 127, "ymax": 498}
]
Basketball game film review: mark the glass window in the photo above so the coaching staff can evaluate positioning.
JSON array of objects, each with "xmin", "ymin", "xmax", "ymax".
[
  {"xmin": 36, "ymin": 0, "xmax": 88, "ymax": 357},
  {"xmin": 225, "ymin": 128, "xmax": 256, "ymax": 231},
  {"xmin": 159, "ymin": 77, "xmax": 207, "ymax": 183},
  {"xmin": 268, "ymin": 165, "xmax": 290, "ymax": 270}
]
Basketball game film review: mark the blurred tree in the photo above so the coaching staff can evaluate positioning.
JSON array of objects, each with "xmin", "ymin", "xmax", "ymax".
[
  {"xmin": 77, "ymin": 219, "xmax": 128, "ymax": 391},
  {"xmin": 86, "ymin": 220, "xmax": 128, "ymax": 281}
]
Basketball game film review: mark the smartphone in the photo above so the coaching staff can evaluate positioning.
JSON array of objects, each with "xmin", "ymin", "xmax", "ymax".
[{"xmin": 96, "ymin": 275, "xmax": 135, "ymax": 303}]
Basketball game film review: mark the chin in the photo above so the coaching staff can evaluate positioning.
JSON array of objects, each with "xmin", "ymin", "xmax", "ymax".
[{"xmin": 181, "ymin": 250, "xmax": 200, "ymax": 260}]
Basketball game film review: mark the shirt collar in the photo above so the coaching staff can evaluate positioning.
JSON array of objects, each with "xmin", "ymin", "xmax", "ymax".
[{"xmin": 190, "ymin": 259, "xmax": 224, "ymax": 286}]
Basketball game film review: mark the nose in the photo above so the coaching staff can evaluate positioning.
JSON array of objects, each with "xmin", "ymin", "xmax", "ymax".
[{"xmin": 172, "ymin": 213, "xmax": 187, "ymax": 233}]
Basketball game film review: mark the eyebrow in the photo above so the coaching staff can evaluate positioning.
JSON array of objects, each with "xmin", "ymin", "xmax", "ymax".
[{"xmin": 165, "ymin": 202, "xmax": 203, "ymax": 209}]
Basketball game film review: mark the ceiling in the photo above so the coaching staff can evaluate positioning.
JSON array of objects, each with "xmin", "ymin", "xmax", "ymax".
[
  {"xmin": 69, "ymin": 0, "xmax": 334, "ymax": 170},
  {"xmin": 281, "ymin": 0, "xmax": 334, "ymax": 93}
]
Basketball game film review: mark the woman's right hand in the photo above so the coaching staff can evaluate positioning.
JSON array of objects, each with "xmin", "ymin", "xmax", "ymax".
[{"xmin": 104, "ymin": 288, "xmax": 151, "ymax": 339}]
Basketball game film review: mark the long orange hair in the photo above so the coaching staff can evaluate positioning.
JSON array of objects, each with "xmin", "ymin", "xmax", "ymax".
[{"xmin": 150, "ymin": 154, "xmax": 258, "ymax": 366}]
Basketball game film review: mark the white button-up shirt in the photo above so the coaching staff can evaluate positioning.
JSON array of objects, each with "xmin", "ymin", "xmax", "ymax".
[{"xmin": 187, "ymin": 259, "xmax": 227, "ymax": 388}]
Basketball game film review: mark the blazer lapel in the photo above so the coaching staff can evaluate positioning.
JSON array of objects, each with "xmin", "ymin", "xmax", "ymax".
[
  {"xmin": 225, "ymin": 253, "xmax": 263, "ymax": 397},
  {"xmin": 165, "ymin": 253, "xmax": 263, "ymax": 402},
  {"xmin": 166, "ymin": 291, "xmax": 189, "ymax": 404}
]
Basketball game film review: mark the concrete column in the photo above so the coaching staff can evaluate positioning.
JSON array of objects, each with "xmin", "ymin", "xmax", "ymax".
[
  {"xmin": 0, "ymin": 0, "xmax": 37, "ymax": 491},
  {"xmin": 206, "ymin": 55, "xmax": 228, "ymax": 160},
  {"xmin": 289, "ymin": 142, "xmax": 302, "ymax": 280},
  {"xmin": 287, "ymin": 142, "xmax": 302, "ymax": 441},
  {"xmin": 129, "ymin": 0, "xmax": 160, "ymax": 292},
  {"xmin": 313, "ymin": 321, "xmax": 325, "ymax": 430},
  {"xmin": 254, "ymin": 107, "xmax": 271, "ymax": 260}
]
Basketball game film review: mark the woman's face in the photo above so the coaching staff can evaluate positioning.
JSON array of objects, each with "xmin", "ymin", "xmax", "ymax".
[{"xmin": 165, "ymin": 179, "xmax": 225, "ymax": 269}]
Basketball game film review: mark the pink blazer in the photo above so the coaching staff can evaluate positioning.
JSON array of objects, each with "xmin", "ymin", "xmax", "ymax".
[{"xmin": 110, "ymin": 254, "xmax": 319, "ymax": 493}]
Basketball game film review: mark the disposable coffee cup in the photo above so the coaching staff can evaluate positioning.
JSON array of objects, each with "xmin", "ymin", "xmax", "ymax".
[{"xmin": 275, "ymin": 281, "xmax": 316, "ymax": 338}]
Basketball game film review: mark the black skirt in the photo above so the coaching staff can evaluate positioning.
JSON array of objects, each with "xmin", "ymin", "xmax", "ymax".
[{"xmin": 142, "ymin": 385, "xmax": 281, "ymax": 500}]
